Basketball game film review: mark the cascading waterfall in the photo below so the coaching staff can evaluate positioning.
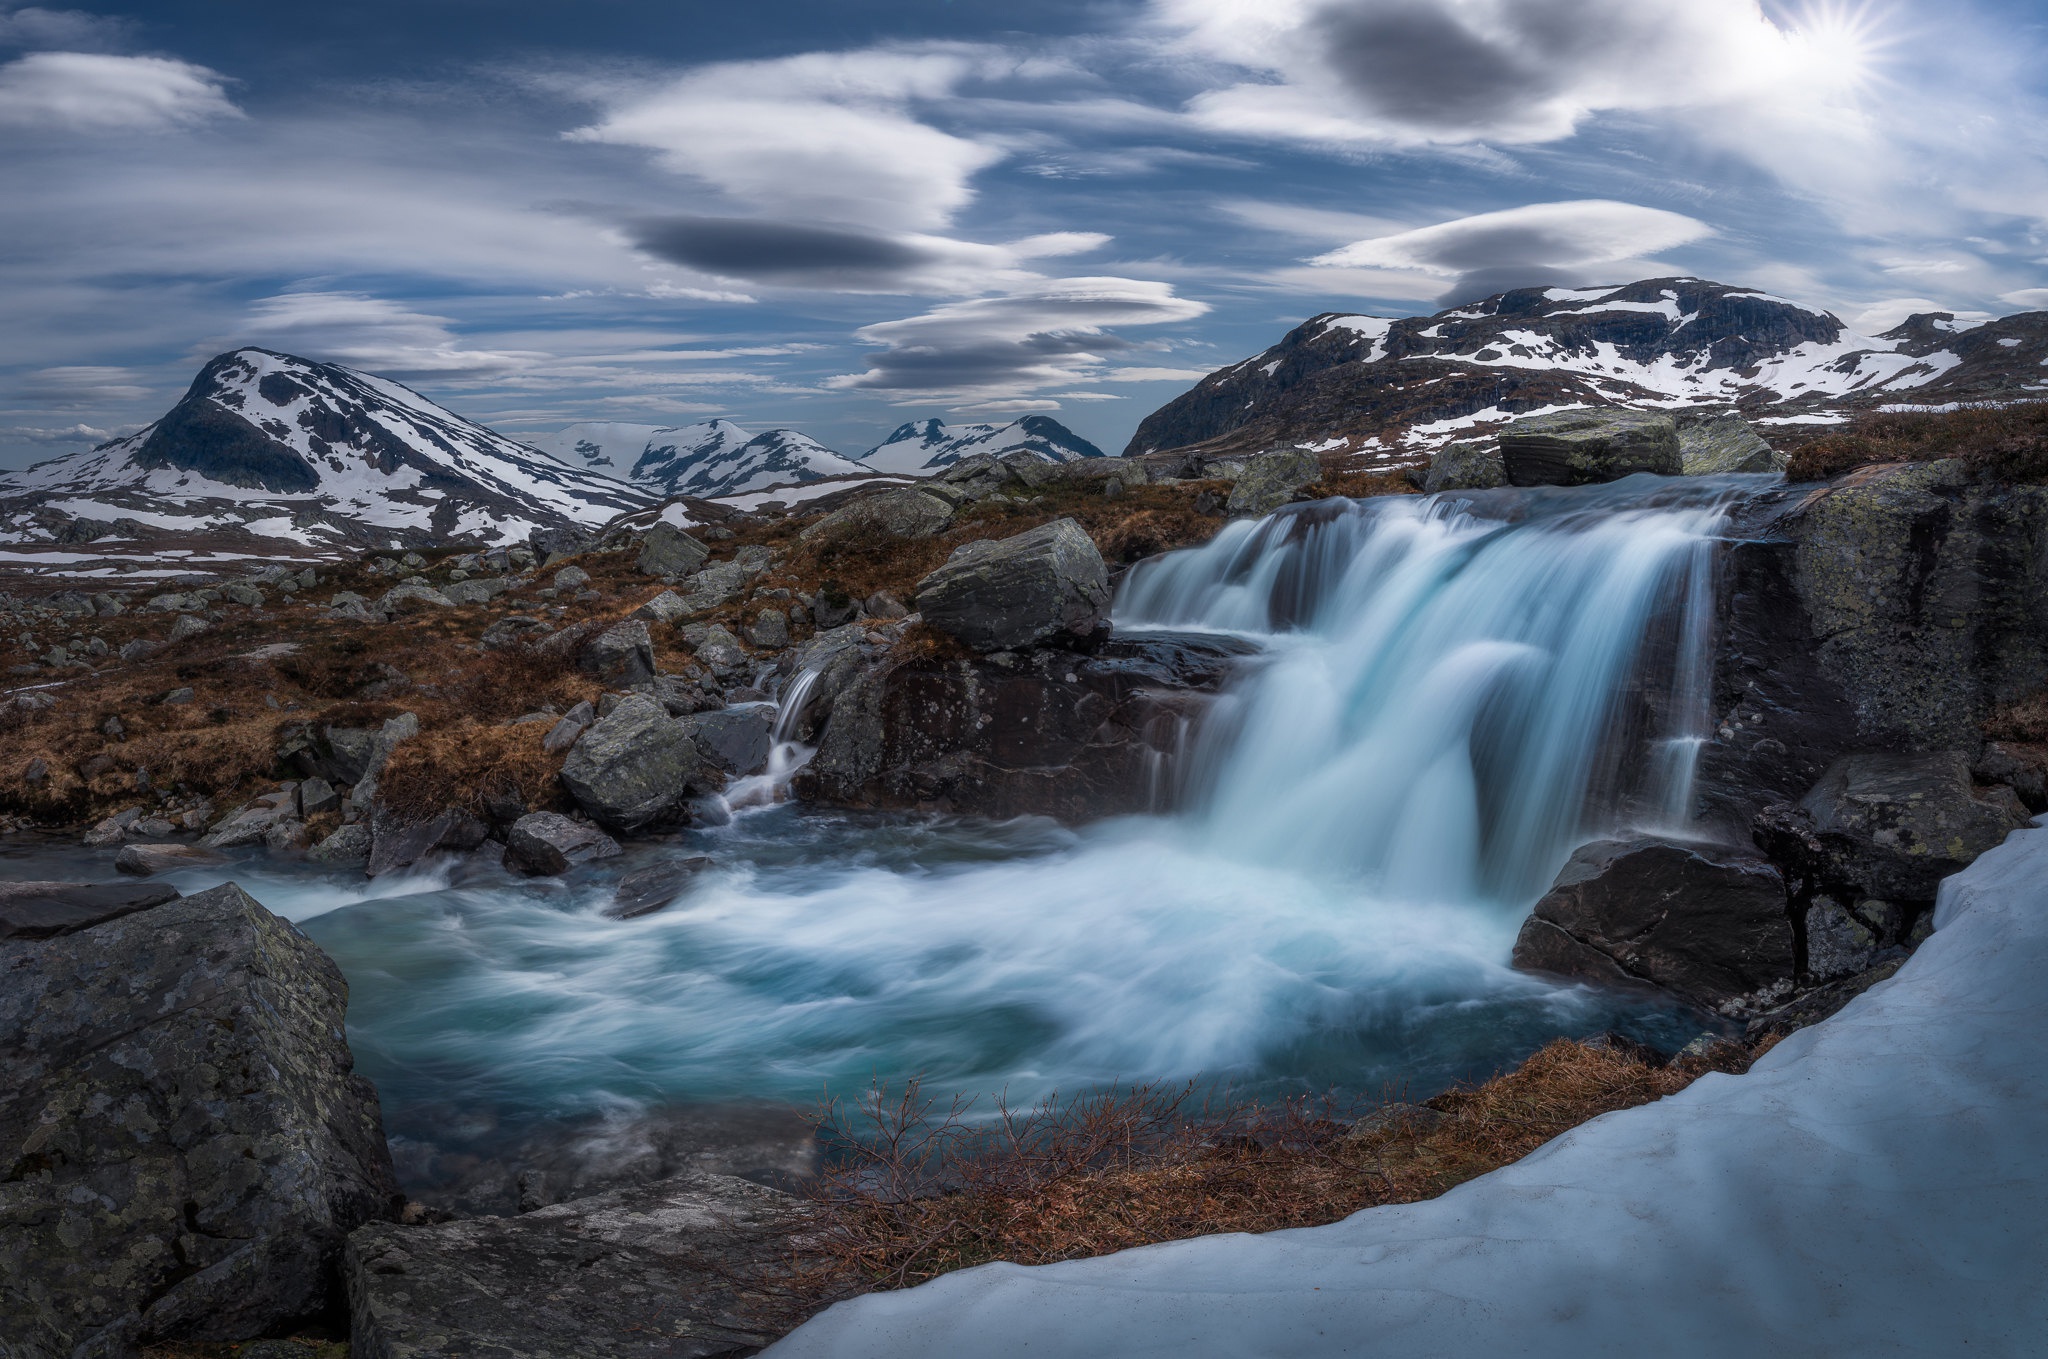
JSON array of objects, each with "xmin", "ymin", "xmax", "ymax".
[
  {"xmin": 1118, "ymin": 475, "xmax": 1748, "ymax": 904},
  {"xmin": 721, "ymin": 668, "xmax": 823, "ymax": 809}
]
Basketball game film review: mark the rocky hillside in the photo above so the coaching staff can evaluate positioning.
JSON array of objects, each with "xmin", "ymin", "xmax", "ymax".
[
  {"xmin": 859, "ymin": 415, "xmax": 1106, "ymax": 475},
  {"xmin": 1128, "ymin": 277, "xmax": 2048, "ymax": 467},
  {"xmin": 0, "ymin": 349, "xmax": 652, "ymax": 552}
]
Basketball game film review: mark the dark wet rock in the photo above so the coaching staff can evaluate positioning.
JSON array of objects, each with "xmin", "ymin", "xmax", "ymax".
[
  {"xmin": 559, "ymin": 695, "xmax": 717, "ymax": 833},
  {"xmin": 689, "ymin": 704, "xmax": 776, "ymax": 775},
  {"xmin": 114, "ymin": 842, "xmax": 228, "ymax": 876},
  {"xmin": 1225, "ymin": 448, "xmax": 1322, "ymax": 516},
  {"xmin": 529, "ymin": 525, "xmax": 595, "ymax": 563},
  {"xmin": 1500, "ymin": 409, "xmax": 1681, "ymax": 486},
  {"xmin": 504, "ymin": 811, "xmax": 622, "ymax": 876},
  {"xmin": 580, "ymin": 618, "xmax": 656, "ymax": 686},
  {"xmin": 367, "ymin": 807, "xmax": 490, "ymax": 878},
  {"xmin": 345, "ymin": 1172, "xmax": 811, "ymax": 1359},
  {"xmin": 1677, "ymin": 410, "xmax": 1782, "ymax": 475},
  {"xmin": 1, "ymin": 883, "xmax": 400, "ymax": 1353},
  {"xmin": 1788, "ymin": 751, "xmax": 2028, "ymax": 902},
  {"xmin": 799, "ymin": 631, "xmax": 1258, "ymax": 821},
  {"xmin": 1422, "ymin": 440, "xmax": 1507, "ymax": 493},
  {"xmin": 810, "ymin": 582, "xmax": 858, "ymax": 629},
  {"xmin": 82, "ymin": 806, "xmax": 142, "ymax": 845},
  {"xmin": 1744, "ymin": 956, "xmax": 1906, "ymax": 1042},
  {"xmin": 313, "ymin": 711, "xmax": 419, "ymax": 798},
  {"xmin": 309, "ymin": 822, "xmax": 373, "ymax": 865},
  {"xmin": 636, "ymin": 522, "xmax": 710, "ymax": 578},
  {"xmin": 0, "ymin": 879, "xmax": 181, "ymax": 939},
  {"xmin": 915, "ymin": 517, "xmax": 1111, "ymax": 653},
  {"xmin": 607, "ymin": 858, "xmax": 716, "ymax": 919},
  {"xmin": 297, "ymin": 775, "xmax": 341, "ymax": 816},
  {"xmin": 1975, "ymin": 740, "xmax": 2048, "ymax": 811},
  {"xmin": 1511, "ymin": 837, "xmax": 1794, "ymax": 1010}
]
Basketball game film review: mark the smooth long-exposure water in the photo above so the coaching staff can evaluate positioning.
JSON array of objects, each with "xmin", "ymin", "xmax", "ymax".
[{"xmin": 4, "ymin": 475, "xmax": 1766, "ymax": 1198}]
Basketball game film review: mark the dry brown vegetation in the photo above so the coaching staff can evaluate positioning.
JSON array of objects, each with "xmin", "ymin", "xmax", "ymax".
[
  {"xmin": 789, "ymin": 1034, "xmax": 1770, "ymax": 1301},
  {"xmin": 1784, "ymin": 401, "xmax": 2048, "ymax": 482}
]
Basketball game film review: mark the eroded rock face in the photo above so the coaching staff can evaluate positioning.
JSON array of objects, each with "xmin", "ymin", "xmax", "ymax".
[
  {"xmin": 916, "ymin": 517, "xmax": 1111, "ymax": 653},
  {"xmin": 1511, "ymin": 837, "xmax": 1794, "ymax": 1010},
  {"xmin": 345, "ymin": 1172, "xmax": 811, "ymax": 1359},
  {"xmin": 1, "ymin": 882, "xmax": 401, "ymax": 1354},
  {"xmin": 1225, "ymin": 448, "xmax": 1322, "ymax": 516},
  {"xmin": 559, "ymin": 695, "xmax": 715, "ymax": 832},
  {"xmin": 798, "ymin": 631, "xmax": 1258, "ymax": 821},
  {"xmin": 1499, "ymin": 409, "xmax": 1681, "ymax": 486},
  {"xmin": 1782, "ymin": 752, "xmax": 2029, "ymax": 904}
]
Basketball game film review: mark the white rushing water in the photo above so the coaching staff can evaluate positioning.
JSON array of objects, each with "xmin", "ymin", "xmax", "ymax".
[{"xmin": 0, "ymin": 475, "xmax": 1766, "ymax": 1180}]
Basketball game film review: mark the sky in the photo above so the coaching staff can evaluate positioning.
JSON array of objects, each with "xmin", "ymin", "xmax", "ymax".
[{"xmin": 4, "ymin": 0, "xmax": 2048, "ymax": 471}]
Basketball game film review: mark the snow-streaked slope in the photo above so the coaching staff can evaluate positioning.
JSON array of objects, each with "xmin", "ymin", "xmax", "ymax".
[
  {"xmin": 860, "ymin": 415, "xmax": 1108, "ymax": 475},
  {"xmin": 636, "ymin": 425, "xmax": 866, "ymax": 497},
  {"xmin": 768, "ymin": 820, "xmax": 2048, "ymax": 1358},
  {"xmin": 530, "ymin": 422, "xmax": 674, "ymax": 477},
  {"xmin": 0, "ymin": 348, "xmax": 650, "ymax": 548}
]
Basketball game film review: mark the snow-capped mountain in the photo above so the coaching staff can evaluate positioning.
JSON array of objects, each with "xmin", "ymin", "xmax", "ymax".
[
  {"xmin": 532, "ymin": 418, "xmax": 867, "ymax": 498},
  {"xmin": 859, "ymin": 415, "xmax": 1108, "ymax": 475},
  {"xmin": 1128, "ymin": 278, "xmax": 2048, "ymax": 464},
  {"xmin": 0, "ymin": 348, "xmax": 653, "ymax": 549},
  {"xmin": 530, "ymin": 421, "xmax": 686, "ymax": 478}
]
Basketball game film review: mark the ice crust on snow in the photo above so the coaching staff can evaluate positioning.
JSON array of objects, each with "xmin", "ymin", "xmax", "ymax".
[{"xmin": 766, "ymin": 819, "xmax": 2048, "ymax": 1357}]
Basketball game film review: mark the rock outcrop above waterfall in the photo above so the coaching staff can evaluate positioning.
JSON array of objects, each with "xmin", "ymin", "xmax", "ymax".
[
  {"xmin": 1, "ymin": 881, "xmax": 401, "ymax": 1354},
  {"xmin": 1498, "ymin": 410, "xmax": 1682, "ymax": 486},
  {"xmin": 1126, "ymin": 278, "xmax": 2048, "ymax": 469},
  {"xmin": 915, "ymin": 518, "xmax": 1112, "ymax": 653}
]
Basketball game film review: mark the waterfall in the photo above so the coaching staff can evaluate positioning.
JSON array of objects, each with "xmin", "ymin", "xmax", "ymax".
[
  {"xmin": 720, "ymin": 668, "xmax": 823, "ymax": 810},
  {"xmin": 1119, "ymin": 475, "xmax": 1755, "ymax": 906}
]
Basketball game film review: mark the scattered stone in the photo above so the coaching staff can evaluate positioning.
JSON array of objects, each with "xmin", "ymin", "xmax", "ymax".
[
  {"xmin": 631, "ymin": 589, "xmax": 690, "ymax": 625},
  {"xmin": 309, "ymin": 822, "xmax": 374, "ymax": 865},
  {"xmin": 1511, "ymin": 836, "xmax": 1795, "ymax": 1009},
  {"xmin": 529, "ymin": 526, "xmax": 594, "ymax": 563},
  {"xmin": 100, "ymin": 714, "xmax": 124, "ymax": 740},
  {"xmin": 801, "ymin": 484, "xmax": 960, "ymax": 543},
  {"xmin": 543, "ymin": 714, "xmax": 589, "ymax": 754},
  {"xmin": 558, "ymin": 695, "xmax": 715, "ymax": 833},
  {"xmin": 77, "ymin": 753, "xmax": 116, "ymax": 780},
  {"xmin": 0, "ymin": 879, "xmax": 181, "ymax": 939},
  {"xmin": 605, "ymin": 857, "xmax": 715, "ymax": 919},
  {"xmin": 442, "ymin": 576, "xmax": 511, "ymax": 606},
  {"xmin": 692, "ymin": 624, "xmax": 748, "ymax": 679},
  {"xmin": 165, "ymin": 614, "xmax": 210, "ymax": 645},
  {"xmin": 297, "ymin": 776, "xmax": 341, "ymax": 816},
  {"xmin": 579, "ymin": 618, "xmax": 655, "ymax": 686},
  {"xmin": 1225, "ymin": 448, "xmax": 1323, "ymax": 516},
  {"xmin": 118, "ymin": 638, "xmax": 161, "ymax": 663},
  {"xmin": 220, "ymin": 582, "xmax": 265, "ymax": 607},
  {"xmin": 553, "ymin": 564, "xmax": 591, "ymax": 591},
  {"xmin": 159, "ymin": 685, "xmax": 195, "ymax": 705},
  {"xmin": 675, "ymin": 560, "xmax": 754, "ymax": 613},
  {"xmin": 82, "ymin": 806, "xmax": 142, "ymax": 846},
  {"xmin": 916, "ymin": 517, "xmax": 1111, "ymax": 653},
  {"xmin": 749, "ymin": 608, "xmax": 791, "ymax": 649},
  {"xmin": 366, "ymin": 807, "xmax": 489, "ymax": 878},
  {"xmin": 635, "ymin": 522, "xmax": 709, "ymax": 578},
  {"xmin": 114, "ymin": 842, "xmax": 229, "ymax": 876},
  {"xmin": 374, "ymin": 582, "xmax": 455, "ymax": 614},
  {"xmin": 689, "ymin": 704, "xmax": 776, "ymax": 775},
  {"xmin": 1499, "ymin": 409, "xmax": 1682, "ymax": 485},
  {"xmin": 481, "ymin": 615, "xmax": 551, "ymax": 650},
  {"xmin": 504, "ymin": 811, "xmax": 623, "ymax": 876},
  {"xmin": 1678, "ymin": 411, "xmax": 1784, "ymax": 475},
  {"xmin": 0, "ymin": 883, "xmax": 400, "ymax": 1352}
]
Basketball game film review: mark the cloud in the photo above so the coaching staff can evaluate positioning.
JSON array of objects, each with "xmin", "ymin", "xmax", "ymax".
[
  {"xmin": 622, "ymin": 217, "xmax": 1105, "ymax": 293},
  {"xmin": 1310, "ymin": 200, "xmax": 1712, "ymax": 302},
  {"xmin": 1, "ymin": 420, "xmax": 123, "ymax": 443},
  {"xmin": 17, "ymin": 364, "xmax": 153, "ymax": 405},
  {"xmin": 224, "ymin": 291, "xmax": 538, "ymax": 378},
  {"xmin": 831, "ymin": 276, "xmax": 1209, "ymax": 399},
  {"xmin": 0, "ymin": 51, "xmax": 240, "ymax": 131},
  {"xmin": 2001, "ymin": 289, "xmax": 2048, "ymax": 312},
  {"xmin": 1851, "ymin": 297, "xmax": 1995, "ymax": 332},
  {"xmin": 0, "ymin": 4, "xmax": 136, "ymax": 51},
  {"xmin": 566, "ymin": 46, "xmax": 1008, "ymax": 232}
]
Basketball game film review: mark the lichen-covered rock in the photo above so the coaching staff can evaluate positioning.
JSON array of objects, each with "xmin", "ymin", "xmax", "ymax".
[
  {"xmin": 1511, "ymin": 837, "xmax": 1794, "ymax": 1009},
  {"xmin": 441, "ymin": 576, "xmax": 511, "ymax": 606},
  {"xmin": 345, "ymin": 1172, "xmax": 810, "ymax": 1359},
  {"xmin": 374, "ymin": 582, "xmax": 456, "ymax": 614},
  {"xmin": 579, "ymin": 618, "xmax": 655, "ymax": 686},
  {"xmin": 675, "ymin": 561, "xmax": 754, "ymax": 613},
  {"xmin": 632, "ymin": 589, "xmax": 690, "ymax": 625},
  {"xmin": 1499, "ymin": 409, "xmax": 1681, "ymax": 485},
  {"xmin": 1423, "ymin": 440, "xmax": 1508, "ymax": 493},
  {"xmin": 504, "ymin": 811, "xmax": 621, "ymax": 876},
  {"xmin": 801, "ymin": 485, "xmax": 959, "ymax": 543},
  {"xmin": 202, "ymin": 791, "xmax": 296, "ymax": 848},
  {"xmin": 915, "ymin": 518, "xmax": 1111, "ymax": 653},
  {"xmin": 749, "ymin": 608, "xmax": 790, "ymax": 649},
  {"xmin": 635, "ymin": 521, "xmax": 709, "ymax": 578},
  {"xmin": 1795, "ymin": 751, "xmax": 2029, "ymax": 901},
  {"xmin": 1, "ymin": 883, "xmax": 401, "ymax": 1354},
  {"xmin": 309, "ymin": 822, "xmax": 373, "ymax": 865},
  {"xmin": 1224, "ymin": 448, "xmax": 1323, "ymax": 516},
  {"xmin": 688, "ymin": 704, "xmax": 776, "ymax": 775},
  {"xmin": 1678, "ymin": 411, "xmax": 1783, "ymax": 475},
  {"xmin": 367, "ymin": 807, "xmax": 490, "ymax": 877},
  {"xmin": 558, "ymin": 695, "xmax": 715, "ymax": 832}
]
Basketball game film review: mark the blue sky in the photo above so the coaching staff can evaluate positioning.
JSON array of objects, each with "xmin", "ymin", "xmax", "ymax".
[{"xmin": 4, "ymin": 0, "xmax": 2048, "ymax": 469}]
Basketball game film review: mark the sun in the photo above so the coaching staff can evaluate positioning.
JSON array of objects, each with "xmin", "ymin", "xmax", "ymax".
[{"xmin": 1782, "ymin": 1, "xmax": 1893, "ymax": 91}]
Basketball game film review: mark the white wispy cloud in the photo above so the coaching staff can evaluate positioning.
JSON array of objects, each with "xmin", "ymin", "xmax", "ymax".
[{"xmin": 0, "ymin": 51, "xmax": 240, "ymax": 131}]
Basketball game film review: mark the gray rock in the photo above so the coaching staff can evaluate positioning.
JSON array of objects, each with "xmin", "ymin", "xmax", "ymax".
[
  {"xmin": 689, "ymin": 704, "xmax": 776, "ymax": 775},
  {"xmin": 118, "ymin": 638, "xmax": 162, "ymax": 663},
  {"xmin": 1796, "ymin": 751, "xmax": 2029, "ymax": 901},
  {"xmin": 1, "ymin": 883, "xmax": 400, "ymax": 1353},
  {"xmin": 160, "ymin": 685, "xmax": 195, "ymax": 704},
  {"xmin": 676, "ymin": 561, "xmax": 753, "ymax": 613},
  {"xmin": 374, "ymin": 582, "xmax": 456, "ymax": 614},
  {"xmin": 165, "ymin": 614, "xmax": 210, "ymax": 645},
  {"xmin": 326, "ymin": 711, "xmax": 419, "ymax": 805},
  {"xmin": 309, "ymin": 822, "xmax": 374, "ymax": 865},
  {"xmin": 297, "ymin": 775, "xmax": 340, "ymax": 816},
  {"xmin": 220, "ymin": 582, "xmax": 265, "ymax": 607},
  {"xmin": 504, "ymin": 811, "xmax": 622, "ymax": 876},
  {"xmin": 580, "ymin": 618, "xmax": 655, "ymax": 686},
  {"xmin": 749, "ymin": 608, "xmax": 790, "ymax": 649},
  {"xmin": 553, "ymin": 565, "xmax": 591, "ymax": 591},
  {"xmin": 114, "ymin": 842, "xmax": 228, "ymax": 876},
  {"xmin": 692, "ymin": 624, "xmax": 747, "ymax": 679},
  {"xmin": 636, "ymin": 522, "xmax": 710, "ymax": 578},
  {"xmin": 1804, "ymin": 896, "xmax": 1886, "ymax": 980},
  {"xmin": 82, "ymin": 806, "xmax": 142, "ymax": 846},
  {"xmin": 632, "ymin": 589, "xmax": 691, "ymax": 625},
  {"xmin": 1423, "ymin": 439, "xmax": 1508, "ymax": 493},
  {"xmin": 441, "ymin": 576, "xmax": 511, "ymax": 606},
  {"xmin": 529, "ymin": 526, "xmax": 594, "ymax": 563},
  {"xmin": 0, "ymin": 879, "xmax": 180, "ymax": 939},
  {"xmin": 542, "ymin": 714, "xmax": 588, "ymax": 754},
  {"xmin": 481, "ymin": 615, "xmax": 551, "ymax": 650},
  {"xmin": 345, "ymin": 1172, "xmax": 808, "ymax": 1359},
  {"xmin": 606, "ymin": 858, "xmax": 714, "ymax": 919},
  {"xmin": 202, "ymin": 793, "xmax": 295, "ymax": 848},
  {"xmin": 863, "ymin": 590, "xmax": 909, "ymax": 620},
  {"xmin": 1678, "ymin": 411, "xmax": 1784, "ymax": 475},
  {"xmin": 1225, "ymin": 448, "xmax": 1323, "ymax": 516},
  {"xmin": 1499, "ymin": 409, "xmax": 1681, "ymax": 486},
  {"xmin": 367, "ymin": 807, "xmax": 490, "ymax": 878},
  {"xmin": 916, "ymin": 517, "xmax": 1110, "ymax": 653},
  {"xmin": 558, "ymin": 695, "xmax": 715, "ymax": 833},
  {"xmin": 802, "ymin": 484, "xmax": 960, "ymax": 543},
  {"xmin": 1511, "ymin": 836, "xmax": 1795, "ymax": 1009}
]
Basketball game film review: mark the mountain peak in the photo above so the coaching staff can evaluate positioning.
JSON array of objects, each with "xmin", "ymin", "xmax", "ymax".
[{"xmin": 859, "ymin": 414, "xmax": 1106, "ymax": 475}]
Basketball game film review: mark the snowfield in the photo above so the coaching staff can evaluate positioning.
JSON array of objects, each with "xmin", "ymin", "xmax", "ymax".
[{"xmin": 768, "ymin": 819, "xmax": 2048, "ymax": 1357}]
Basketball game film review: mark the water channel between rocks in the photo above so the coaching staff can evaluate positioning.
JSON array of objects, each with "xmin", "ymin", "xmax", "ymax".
[{"xmin": 4, "ymin": 474, "xmax": 1777, "ymax": 1213}]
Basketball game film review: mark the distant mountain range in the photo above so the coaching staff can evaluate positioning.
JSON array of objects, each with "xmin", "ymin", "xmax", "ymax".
[
  {"xmin": 1129, "ymin": 277, "xmax": 2048, "ymax": 463},
  {"xmin": 535, "ymin": 419, "xmax": 870, "ymax": 496},
  {"xmin": 859, "ymin": 416, "xmax": 1105, "ymax": 474}
]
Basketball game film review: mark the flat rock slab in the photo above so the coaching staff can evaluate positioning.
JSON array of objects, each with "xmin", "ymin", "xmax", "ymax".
[
  {"xmin": 607, "ymin": 858, "xmax": 715, "ymax": 919},
  {"xmin": 114, "ymin": 841, "xmax": 230, "ymax": 877},
  {"xmin": 0, "ymin": 879, "xmax": 180, "ymax": 939},
  {"xmin": 346, "ymin": 1171, "xmax": 814, "ymax": 1359}
]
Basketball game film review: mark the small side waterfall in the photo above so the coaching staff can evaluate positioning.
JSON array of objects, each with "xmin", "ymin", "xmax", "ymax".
[
  {"xmin": 721, "ymin": 668, "xmax": 823, "ymax": 810},
  {"xmin": 1119, "ymin": 476, "xmax": 1755, "ymax": 906}
]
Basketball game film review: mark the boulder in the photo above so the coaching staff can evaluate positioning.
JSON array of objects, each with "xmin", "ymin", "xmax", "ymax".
[
  {"xmin": 297, "ymin": 775, "xmax": 341, "ymax": 816},
  {"xmin": 529, "ymin": 525, "xmax": 594, "ymax": 563},
  {"xmin": 801, "ymin": 485, "xmax": 959, "ymax": 543},
  {"xmin": 0, "ymin": 883, "xmax": 400, "ymax": 1352},
  {"xmin": 1678, "ymin": 412, "xmax": 1783, "ymax": 475},
  {"xmin": 114, "ymin": 842, "xmax": 228, "ymax": 877},
  {"xmin": 309, "ymin": 822, "xmax": 373, "ymax": 865},
  {"xmin": 1225, "ymin": 448, "xmax": 1323, "ymax": 516},
  {"xmin": 915, "ymin": 517, "xmax": 1111, "ymax": 653},
  {"xmin": 689, "ymin": 704, "xmax": 777, "ymax": 775},
  {"xmin": 82, "ymin": 806, "xmax": 142, "ymax": 846},
  {"xmin": 366, "ymin": 807, "xmax": 490, "ymax": 878},
  {"xmin": 0, "ymin": 879, "xmax": 181, "ymax": 939},
  {"xmin": 635, "ymin": 522, "xmax": 709, "ymax": 578},
  {"xmin": 632, "ymin": 589, "xmax": 690, "ymax": 625},
  {"xmin": 374, "ymin": 582, "xmax": 456, "ymax": 614},
  {"xmin": 1423, "ymin": 440, "xmax": 1508, "ymax": 493},
  {"xmin": 543, "ymin": 699, "xmax": 593, "ymax": 754},
  {"xmin": 1499, "ymin": 409, "xmax": 1681, "ymax": 486},
  {"xmin": 749, "ymin": 608, "xmax": 790, "ymax": 649},
  {"xmin": 579, "ymin": 618, "xmax": 655, "ymax": 686},
  {"xmin": 202, "ymin": 792, "xmax": 296, "ymax": 848},
  {"xmin": 166, "ymin": 614, "xmax": 211, "ymax": 644},
  {"xmin": 481, "ymin": 615, "xmax": 551, "ymax": 650},
  {"xmin": 441, "ymin": 576, "xmax": 511, "ymax": 606},
  {"xmin": 558, "ymin": 695, "xmax": 715, "ymax": 833},
  {"xmin": 323, "ymin": 711, "xmax": 420, "ymax": 789},
  {"xmin": 692, "ymin": 623, "xmax": 748, "ymax": 680},
  {"xmin": 504, "ymin": 811, "xmax": 622, "ymax": 876},
  {"xmin": 606, "ymin": 858, "xmax": 715, "ymax": 919},
  {"xmin": 1511, "ymin": 837, "xmax": 1795, "ymax": 1010},
  {"xmin": 675, "ymin": 561, "xmax": 754, "ymax": 613},
  {"xmin": 345, "ymin": 1172, "xmax": 808, "ymax": 1359},
  {"xmin": 1793, "ymin": 751, "xmax": 2029, "ymax": 901}
]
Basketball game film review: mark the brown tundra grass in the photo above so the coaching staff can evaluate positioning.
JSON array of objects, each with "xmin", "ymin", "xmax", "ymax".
[{"xmin": 1785, "ymin": 400, "xmax": 2048, "ymax": 482}]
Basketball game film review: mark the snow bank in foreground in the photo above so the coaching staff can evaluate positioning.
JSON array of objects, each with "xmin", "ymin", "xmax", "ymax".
[{"xmin": 768, "ymin": 821, "xmax": 2048, "ymax": 1357}]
